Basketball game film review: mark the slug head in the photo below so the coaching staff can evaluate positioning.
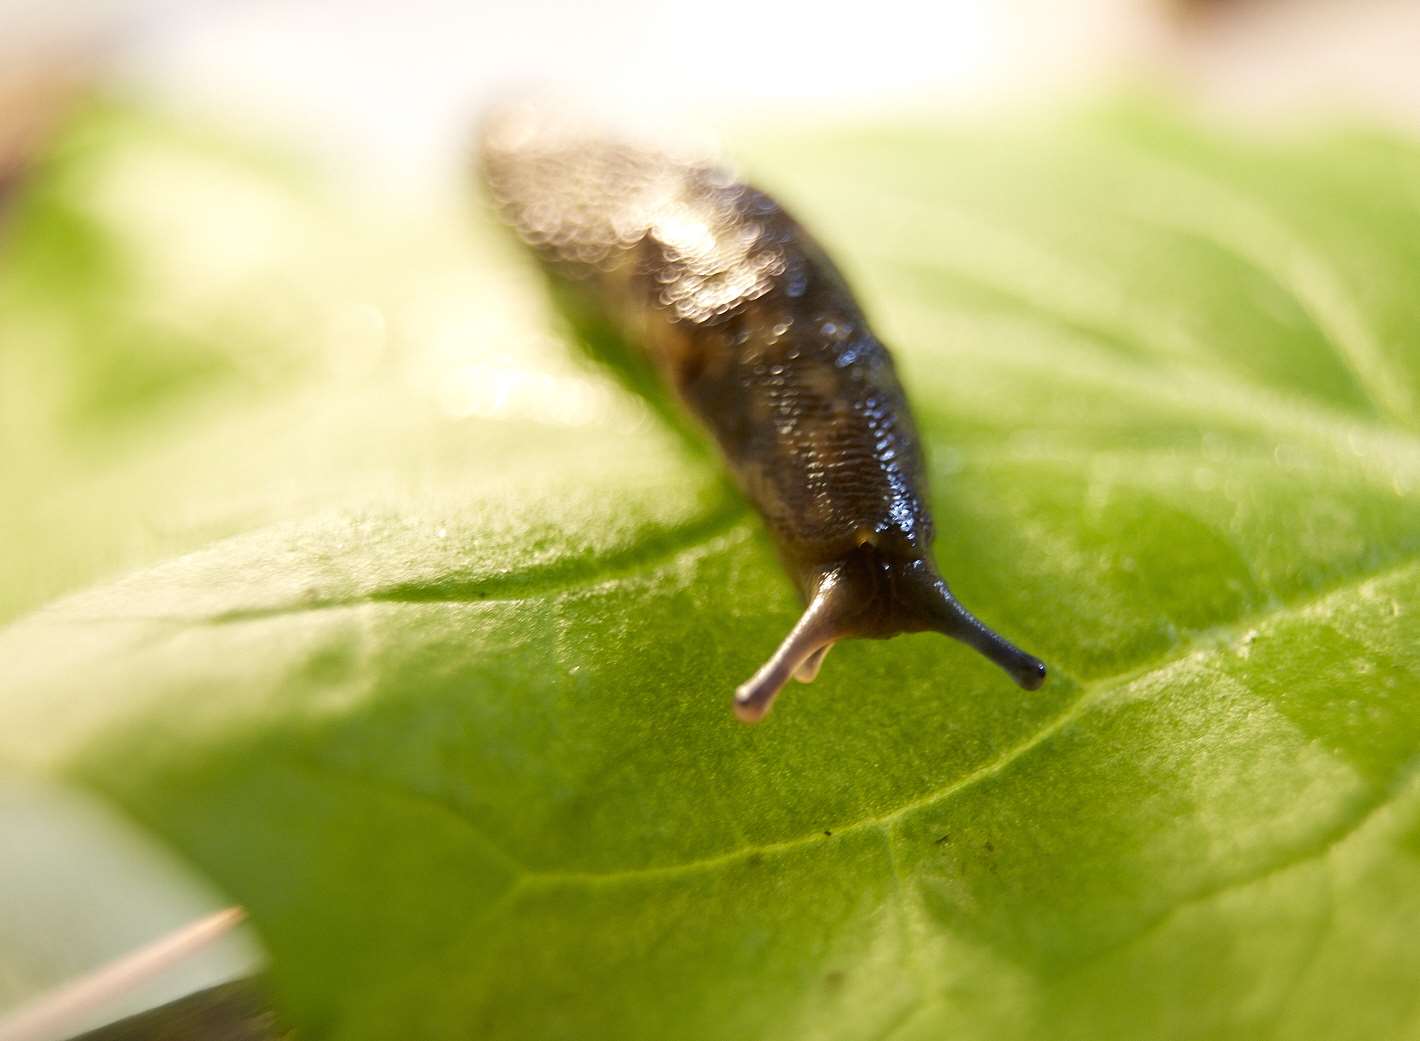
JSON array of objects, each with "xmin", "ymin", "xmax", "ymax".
[{"xmin": 733, "ymin": 538, "xmax": 1046, "ymax": 722}]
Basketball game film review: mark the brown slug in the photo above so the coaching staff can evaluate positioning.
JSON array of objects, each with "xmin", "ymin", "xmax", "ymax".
[{"xmin": 479, "ymin": 104, "xmax": 1046, "ymax": 722}]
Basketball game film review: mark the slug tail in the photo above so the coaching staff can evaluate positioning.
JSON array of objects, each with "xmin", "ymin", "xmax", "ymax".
[
  {"xmin": 734, "ymin": 588, "xmax": 844, "ymax": 723},
  {"xmin": 925, "ymin": 582, "xmax": 1047, "ymax": 691}
]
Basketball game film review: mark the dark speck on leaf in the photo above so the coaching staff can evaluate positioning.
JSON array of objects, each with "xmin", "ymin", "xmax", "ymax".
[
  {"xmin": 823, "ymin": 830, "xmax": 832, "ymax": 837},
  {"xmin": 934, "ymin": 834, "xmax": 950, "ymax": 846},
  {"xmin": 824, "ymin": 971, "xmax": 846, "ymax": 992},
  {"xmin": 984, "ymin": 841, "xmax": 995, "ymax": 853}
]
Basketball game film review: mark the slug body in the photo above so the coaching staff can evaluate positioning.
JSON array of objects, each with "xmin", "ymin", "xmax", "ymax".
[{"xmin": 480, "ymin": 106, "xmax": 1045, "ymax": 721}]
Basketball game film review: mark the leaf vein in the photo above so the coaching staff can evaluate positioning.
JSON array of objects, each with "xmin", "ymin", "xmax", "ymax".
[
  {"xmin": 1064, "ymin": 758, "xmax": 1419, "ymax": 978},
  {"xmin": 520, "ymin": 553, "xmax": 1420, "ymax": 885}
]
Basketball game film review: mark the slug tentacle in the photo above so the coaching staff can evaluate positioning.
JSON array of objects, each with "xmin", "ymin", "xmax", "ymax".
[
  {"xmin": 734, "ymin": 579, "xmax": 845, "ymax": 723},
  {"xmin": 734, "ymin": 547, "xmax": 1044, "ymax": 721},
  {"xmin": 924, "ymin": 581, "xmax": 1048, "ymax": 692},
  {"xmin": 480, "ymin": 101, "xmax": 1049, "ymax": 723},
  {"xmin": 793, "ymin": 645, "xmax": 832, "ymax": 684}
]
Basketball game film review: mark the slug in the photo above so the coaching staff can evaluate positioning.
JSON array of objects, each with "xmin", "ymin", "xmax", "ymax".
[{"xmin": 479, "ymin": 104, "xmax": 1046, "ymax": 722}]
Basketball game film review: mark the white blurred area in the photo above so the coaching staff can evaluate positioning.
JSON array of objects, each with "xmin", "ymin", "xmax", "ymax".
[
  {"xmin": 0, "ymin": 781, "xmax": 260, "ymax": 1041},
  {"xmin": 4, "ymin": 0, "xmax": 1420, "ymax": 192}
]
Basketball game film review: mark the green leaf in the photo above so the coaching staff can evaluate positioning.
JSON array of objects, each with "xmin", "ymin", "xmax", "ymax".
[{"xmin": 3, "ymin": 101, "xmax": 1419, "ymax": 1040}]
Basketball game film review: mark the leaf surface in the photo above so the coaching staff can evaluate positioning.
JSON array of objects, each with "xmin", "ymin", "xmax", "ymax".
[{"xmin": 2, "ymin": 102, "xmax": 1419, "ymax": 1041}]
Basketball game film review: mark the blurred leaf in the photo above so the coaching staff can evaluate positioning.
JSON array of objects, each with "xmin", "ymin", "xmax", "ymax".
[
  {"xmin": 0, "ymin": 102, "xmax": 400, "ymax": 622},
  {"xmin": 2, "ymin": 102, "xmax": 1420, "ymax": 1041},
  {"xmin": 71, "ymin": 980, "xmax": 286, "ymax": 1041}
]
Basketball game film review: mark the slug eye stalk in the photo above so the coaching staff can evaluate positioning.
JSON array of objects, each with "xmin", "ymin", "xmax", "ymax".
[{"xmin": 733, "ymin": 557, "xmax": 1046, "ymax": 723}]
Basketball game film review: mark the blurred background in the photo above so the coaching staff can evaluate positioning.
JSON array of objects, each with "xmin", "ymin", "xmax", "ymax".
[
  {"xmin": 3, "ymin": 1, "xmax": 1420, "ymax": 1038},
  {"xmin": 8, "ymin": 0, "xmax": 1420, "ymax": 195}
]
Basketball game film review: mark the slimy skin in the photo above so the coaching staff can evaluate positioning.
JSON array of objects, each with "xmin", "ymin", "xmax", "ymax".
[{"xmin": 480, "ymin": 105, "xmax": 1046, "ymax": 722}]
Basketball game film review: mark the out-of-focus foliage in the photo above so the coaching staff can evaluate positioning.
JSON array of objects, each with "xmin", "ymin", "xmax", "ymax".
[
  {"xmin": 2, "ymin": 100, "xmax": 1419, "ymax": 1041},
  {"xmin": 0, "ymin": 102, "xmax": 381, "ymax": 623}
]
